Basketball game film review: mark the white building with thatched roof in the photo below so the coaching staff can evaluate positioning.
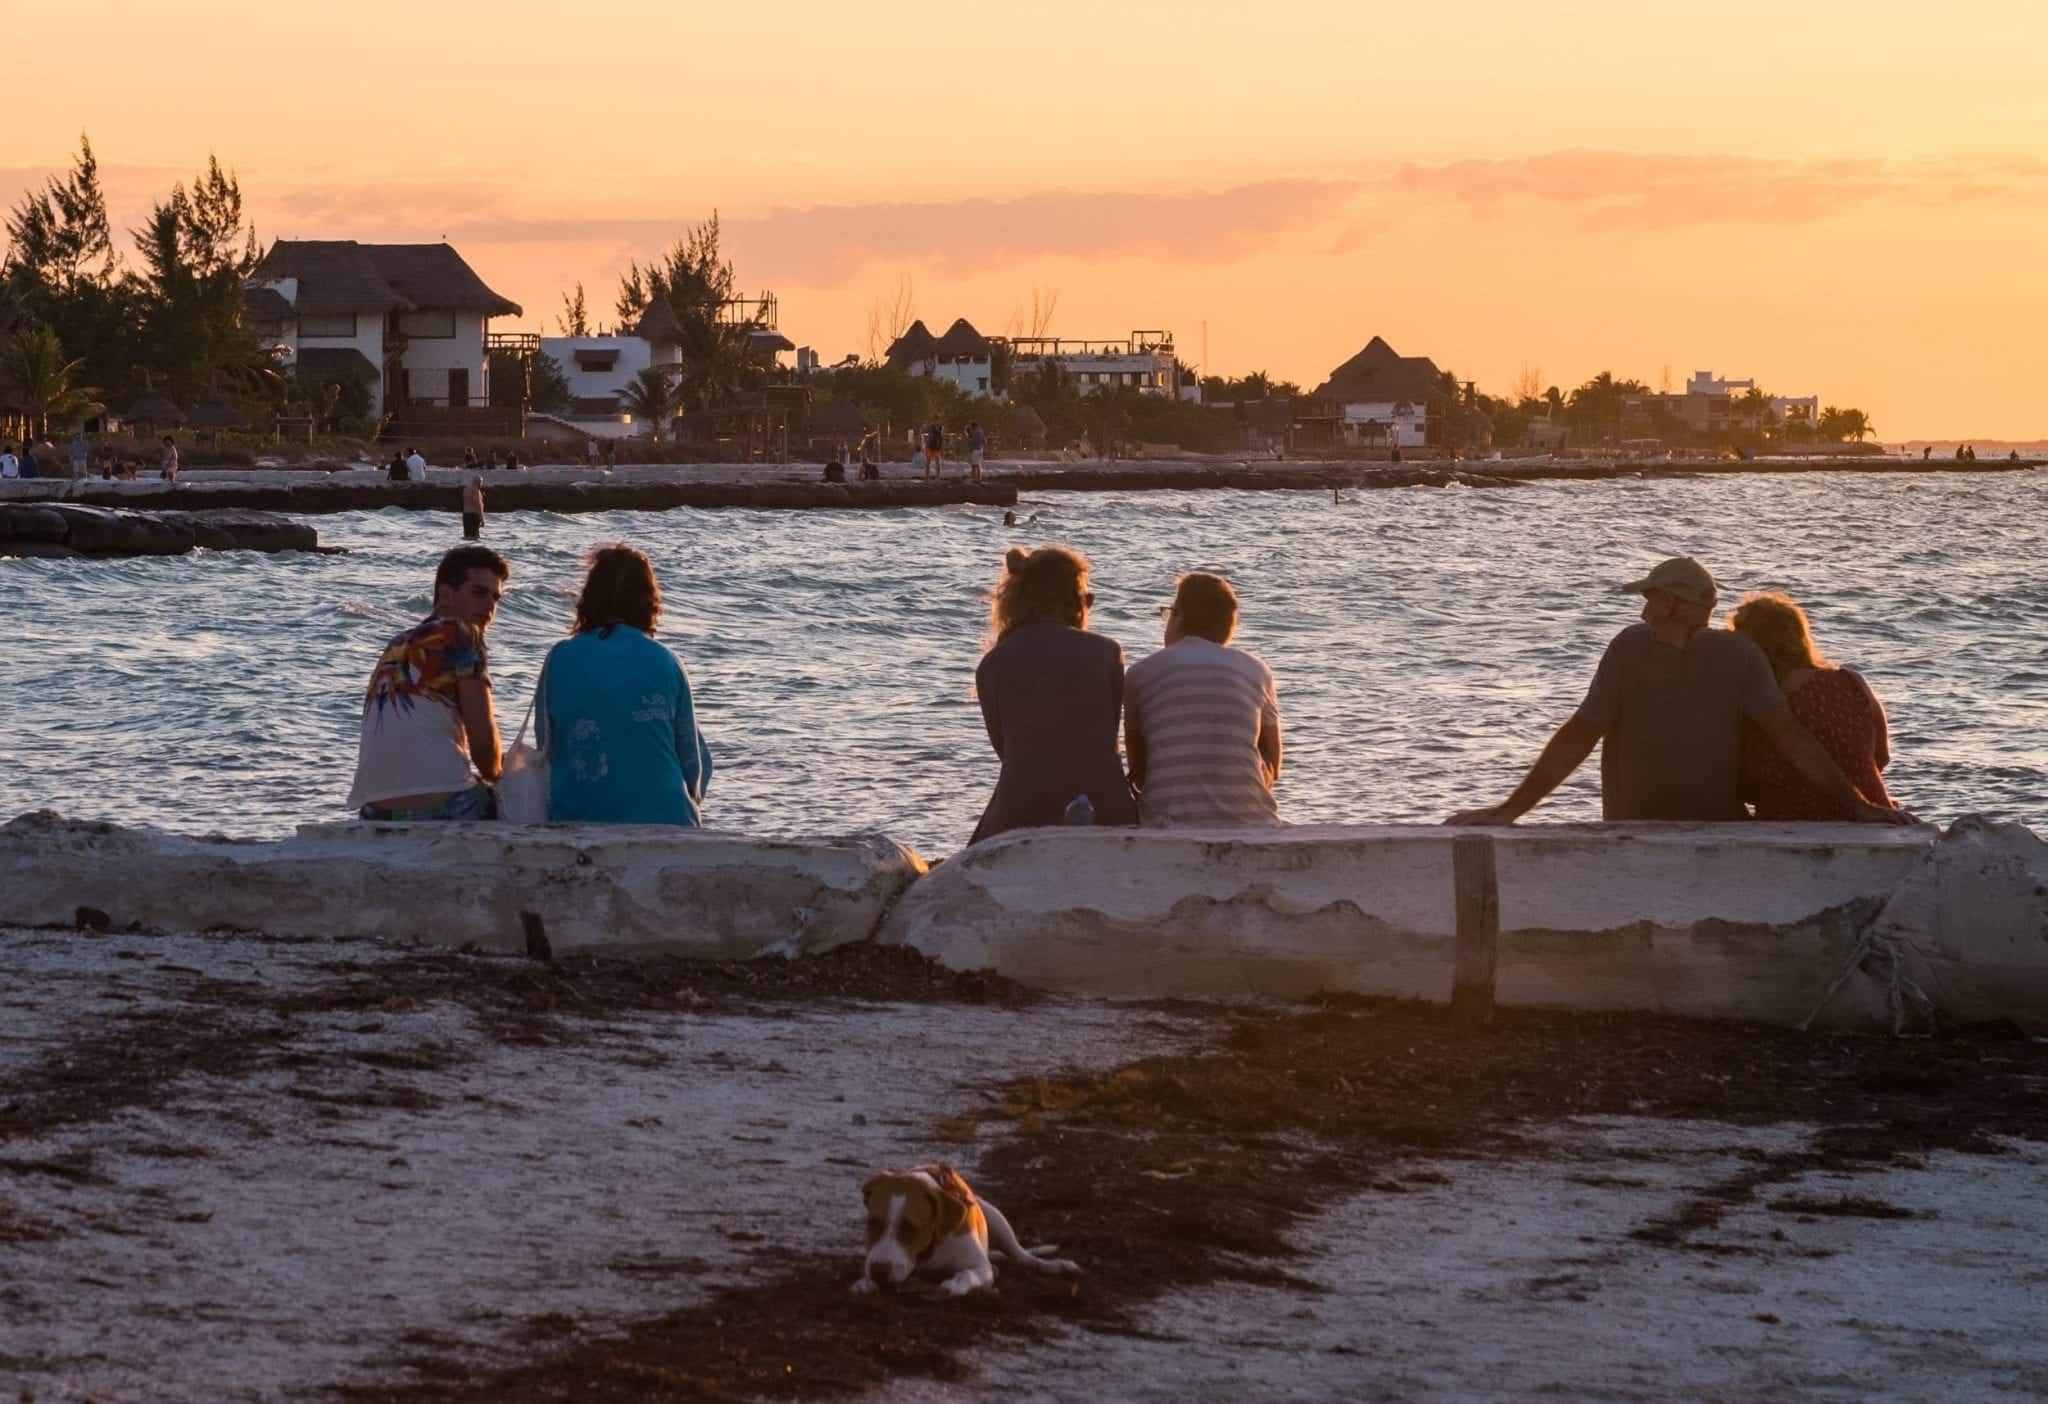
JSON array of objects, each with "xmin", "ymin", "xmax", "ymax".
[{"xmin": 246, "ymin": 240, "xmax": 521, "ymax": 424}]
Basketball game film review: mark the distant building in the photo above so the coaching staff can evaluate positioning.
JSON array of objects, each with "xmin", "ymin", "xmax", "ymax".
[
  {"xmin": 1313, "ymin": 336, "xmax": 1443, "ymax": 448},
  {"xmin": 539, "ymin": 300, "xmax": 688, "ymax": 433},
  {"xmin": 538, "ymin": 297, "xmax": 795, "ymax": 436},
  {"xmin": 1003, "ymin": 331, "xmax": 1177, "ymax": 398},
  {"xmin": 246, "ymin": 240, "xmax": 521, "ymax": 433},
  {"xmin": 1619, "ymin": 369, "xmax": 1822, "ymax": 441},
  {"xmin": 1686, "ymin": 370, "xmax": 1820, "ymax": 428},
  {"xmin": 886, "ymin": 318, "xmax": 995, "ymax": 395}
]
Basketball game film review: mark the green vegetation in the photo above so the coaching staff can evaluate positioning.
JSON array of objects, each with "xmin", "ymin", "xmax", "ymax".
[{"xmin": 3, "ymin": 137, "xmax": 276, "ymax": 433}]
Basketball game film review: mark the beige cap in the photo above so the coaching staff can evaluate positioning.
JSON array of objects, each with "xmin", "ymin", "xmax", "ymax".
[{"xmin": 1623, "ymin": 556, "xmax": 1718, "ymax": 607}]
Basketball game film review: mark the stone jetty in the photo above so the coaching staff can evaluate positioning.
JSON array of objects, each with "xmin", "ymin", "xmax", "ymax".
[{"xmin": 0, "ymin": 502, "xmax": 319, "ymax": 558}]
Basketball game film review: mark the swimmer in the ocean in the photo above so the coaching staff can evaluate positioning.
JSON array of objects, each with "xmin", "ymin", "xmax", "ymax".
[{"xmin": 1003, "ymin": 510, "xmax": 1017, "ymax": 526}]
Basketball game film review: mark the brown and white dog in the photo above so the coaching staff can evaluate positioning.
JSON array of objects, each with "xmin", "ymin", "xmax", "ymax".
[{"xmin": 853, "ymin": 1164, "xmax": 1080, "ymax": 1296}]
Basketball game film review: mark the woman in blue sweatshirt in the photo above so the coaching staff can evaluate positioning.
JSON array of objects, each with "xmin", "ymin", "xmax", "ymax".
[{"xmin": 536, "ymin": 545, "xmax": 712, "ymax": 825}]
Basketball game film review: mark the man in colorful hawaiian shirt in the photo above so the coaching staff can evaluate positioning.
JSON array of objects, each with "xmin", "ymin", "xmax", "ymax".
[{"xmin": 345, "ymin": 546, "xmax": 509, "ymax": 820}]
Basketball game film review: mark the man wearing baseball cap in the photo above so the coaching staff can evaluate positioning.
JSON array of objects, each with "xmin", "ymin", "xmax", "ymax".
[{"xmin": 1448, "ymin": 556, "xmax": 1908, "ymax": 826}]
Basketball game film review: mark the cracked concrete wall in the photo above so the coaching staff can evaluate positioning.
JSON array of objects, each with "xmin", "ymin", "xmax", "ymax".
[
  {"xmin": 0, "ymin": 813, "xmax": 925, "ymax": 960},
  {"xmin": 8, "ymin": 811, "xmax": 2044, "ymax": 1030},
  {"xmin": 877, "ymin": 821, "xmax": 2048, "ymax": 1030}
]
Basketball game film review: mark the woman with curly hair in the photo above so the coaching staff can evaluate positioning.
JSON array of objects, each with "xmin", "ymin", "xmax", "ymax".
[
  {"xmin": 1729, "ymin": 591, "xmax": 1897, "ymax": 821},
  {"xmin": 535, "ymin": 545, "xmax": 713, "ymax": 825},
  {"xmin": 969, "ymin": 545, "xmax": 1138, "ymax": 843}
]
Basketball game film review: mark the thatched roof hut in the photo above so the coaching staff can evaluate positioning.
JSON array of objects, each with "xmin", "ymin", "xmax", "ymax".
[
  {"xmin": 632, "ymin": 297, "xmax": 685, "ymax": 346},
  {"xmin": 934, "ymin": 318, "xmax": 991, "ymax": 357},
  {"xmin": 884, "ymin": 320, "xmax": 939, "ymax": 371}
]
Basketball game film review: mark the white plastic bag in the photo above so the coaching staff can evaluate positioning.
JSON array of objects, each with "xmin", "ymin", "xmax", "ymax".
[{"xmin": 497, "ymin": 692, "xmax": 549, "ymax": 824}]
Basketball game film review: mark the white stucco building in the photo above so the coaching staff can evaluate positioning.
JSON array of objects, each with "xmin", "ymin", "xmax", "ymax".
[
  {"xmin": 1004, "ymin": 331, "xmax": 1178, "ymax": 397},
  {"xmin": 885, "ymin": 319, "xmax": 995, "ymax": 395},
  {"xmin": 245, "ymin": 241, "xmax": 522, "ymax": 432},
  {"xmin": 1687, "ymin": 370, "xmax": 1819, "ymax": 427}
]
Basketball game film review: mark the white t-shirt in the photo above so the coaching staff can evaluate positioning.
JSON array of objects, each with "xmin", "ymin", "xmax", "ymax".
[
  {"xmin": 0, "ymin": 454, "xmax": 17, "ymax": 478},
  {"xmin": 1125, "ymin": 637, "xmax": 1282, "ymax": 827},
  {"xmin": 405, "ymin": 453, "xmax": 427, "ymax": 480},
  {"xmin": 344, "ymin": 615, "xmax": 490, "ymax": 809}
]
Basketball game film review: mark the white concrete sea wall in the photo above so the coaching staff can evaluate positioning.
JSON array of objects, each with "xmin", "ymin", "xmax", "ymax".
[
  {"xmin": 0, "ymin": 813, "xmax": 924, "ymax": 959},
  {"xmin": 878, "ymin": 821, "xmax": 2048, "ymax": 1030}
]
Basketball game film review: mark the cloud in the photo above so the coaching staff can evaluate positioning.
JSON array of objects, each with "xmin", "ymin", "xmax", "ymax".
[
  {"xmin": 1385, "ymin": 150, "xmax": 2048, "ymax": 230},
  {"xmin": 430, "ymin": 180, "xmax": 1364, "ymax": 286}
]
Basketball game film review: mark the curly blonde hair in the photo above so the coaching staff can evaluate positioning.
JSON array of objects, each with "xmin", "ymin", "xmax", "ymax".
[
  {"xmin": 1728, "ymin": 591, "xmax": 1829, "ymax": 681},
  {"xmin": 987, "ymin": 545, "xmax": 1089, "ymax": 645}
]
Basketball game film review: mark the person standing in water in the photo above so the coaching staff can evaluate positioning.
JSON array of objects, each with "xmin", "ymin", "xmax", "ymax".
[{"xmin": 462, "ymin": 475, "xmax": 486, "ymax": 540}]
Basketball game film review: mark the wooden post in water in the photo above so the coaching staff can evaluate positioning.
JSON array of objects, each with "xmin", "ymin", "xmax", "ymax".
[{"xmin": 1451, "ymin": 835, "xmax": 1499, "ymax": 1023}]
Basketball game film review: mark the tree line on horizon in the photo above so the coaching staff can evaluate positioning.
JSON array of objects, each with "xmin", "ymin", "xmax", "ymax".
[{"xmin": 2, "ymin": 138, "xmax": 1879, "ymax": 455}]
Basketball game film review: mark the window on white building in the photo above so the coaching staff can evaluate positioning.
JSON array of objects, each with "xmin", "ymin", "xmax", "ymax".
[
  {"xmin": 398, "ymin": 310, "xmax": 457, "ymax": 339},
  {"xmin": 300, "ymin": 313, "xmax": 357, "ymax": 338}
]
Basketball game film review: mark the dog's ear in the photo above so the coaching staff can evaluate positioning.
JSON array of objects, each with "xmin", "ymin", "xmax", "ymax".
[
  {"xmin": 928, "ymin": 1165, "xmax": 977, "ymax": 1240},
  {"xmin": 929, "ymin": 1165, "xmax": 976, "ymax": 1207},
  {"xmin": 861, "ymin": 1172, "xmax": 890, "ymax": 1203}
]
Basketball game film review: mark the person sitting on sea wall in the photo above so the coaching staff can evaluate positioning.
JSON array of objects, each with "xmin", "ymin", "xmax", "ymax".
[
  {"xmin": 1125, "ymin": 572, "xmax": 1283, "ymax": 828},
  {"xmin": 970, "ymin": 546, "xmax": 1139, "ymax": 843},
  {"xmin": 386, "ymin": 451, "xmax": 408, "ymax": 483},
  {"xmin": 1730, "ymin": 592, "xmax": 1900, "ymax": 821},
  {"xmin": 345, "ymin": 546, "xmax": 508, "ymax": 822},
  {"xmin": 533, "ymin": 545, "xmax": 713, "ymax": 826},
  {"xmin": 405, "ymin": 446, "xmax": 428, "ymax": 481},
  {"xmin": 0, "ymin": 444, "xmax": 17, "ymax": 478},
  {"xmin": 1447, "ymin": 556, "xmax": 1910, "ymax": 827}
]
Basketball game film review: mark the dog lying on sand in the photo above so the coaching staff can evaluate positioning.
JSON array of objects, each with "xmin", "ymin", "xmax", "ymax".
[{"xmin": 854, "ymin": 1164, "xmax": 1080, "ymax": 1296}]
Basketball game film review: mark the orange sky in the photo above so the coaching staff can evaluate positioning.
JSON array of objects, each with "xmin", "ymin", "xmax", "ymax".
[{"xmin": 6, "ymin": 1, "xmax": 2047, "ymax": 438}]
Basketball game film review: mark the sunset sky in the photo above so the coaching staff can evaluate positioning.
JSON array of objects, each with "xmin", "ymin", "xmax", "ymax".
[{"xmin": 6, "ymin": 0, "xmax": 2046, "ymax": 438}]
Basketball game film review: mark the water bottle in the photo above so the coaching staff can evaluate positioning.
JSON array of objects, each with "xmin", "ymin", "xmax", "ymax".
[{"xmin": 1063, "ymin": 793, "xmax": 1095, "ymax": 827}]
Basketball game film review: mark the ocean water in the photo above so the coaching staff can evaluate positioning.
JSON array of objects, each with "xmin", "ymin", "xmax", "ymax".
[{"xmin": 3, "ymin": 474, "xmax": 2044, "ymax": 852}]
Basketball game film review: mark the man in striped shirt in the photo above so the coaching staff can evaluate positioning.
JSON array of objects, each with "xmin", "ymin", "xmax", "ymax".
[{"xmin": 1125, "ymin": 573, "xmax": 1283, "ymax": 827}]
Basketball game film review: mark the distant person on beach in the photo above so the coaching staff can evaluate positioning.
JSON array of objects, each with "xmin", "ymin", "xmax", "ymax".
[
  {"xmin": 505, "ymin": 450, "xmax": 521, "ymax": 471},
  {"xmin": 857, "ymin": 424, "xmax": 880, "ymax": 480},
  {"xmin": 345, "ymin": 545, "xmax": 508, "ymax": 822},
  {"xmin": 462, "ymin": 475, "xmax": 486, "ymax": 540},
  {"xmin": 1446, "ymin": 557, "xmax": 1911, "ymax": 827},
  {"xmin": 159, "ymin": 437, "xmax": 178, "ymax": 483},
  {"xmin": 0, "ymin": 444, "xmax": 17, "ymax": 478},
  {"xmin": 1125, "ymin": 572, "xmax": 1282, "ymax": 827},
  {"xmin": 463, "ymin": 446, "xmax": 479, "ymax": 470},
  {"xmin": 924, "ymin": 421, "xmax": 944, "ymax": 478},
  {"xmin": 69, "ymin": 434, "xmax": 88, "ymax": 479},
  {"xmin": 969, "ymin": 421, "xmax": 986, "ymax": 481},
  {"xmin": 532, "ymin": 544, "xmax": 713, "ymax": 826},
  {"xmin": 387, "ymin": 451, "xmax": 409, "ymax": 483},
  {"xmin": 405, "ymin": 447, "xmax": 428, "ymax": 481},
  {"xmin": 19, "ymin": 442, "xmax": 37, "ymax": 479},
  {"xmin": 584, "ymin": 437, "xmax": 599, "ymax": 466},
  {"xmin": 603, "ymin": 437, "xmax": 617, "ymax": 469},
  {"xmin": 1923, "ymin": 447, "xmax": 1932, "ymax": 461},
  {"xmin": 1730, "ymin": 593, "xmax": 1898, "ymax": 821},
  {"xmin": 969, "ymin": 545, "xmax": 1138, "ymax": 843}
]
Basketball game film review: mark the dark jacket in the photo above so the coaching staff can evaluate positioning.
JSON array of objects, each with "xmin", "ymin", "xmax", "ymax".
[{"xmin": 970, "ymin": 621, "xmax": 1137, "ymax": 843}]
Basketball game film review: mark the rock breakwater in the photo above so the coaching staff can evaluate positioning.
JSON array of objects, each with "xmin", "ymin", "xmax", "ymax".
[{"xmin": 0, "ymin": 503, "xmax": 318, "ymax": 558}]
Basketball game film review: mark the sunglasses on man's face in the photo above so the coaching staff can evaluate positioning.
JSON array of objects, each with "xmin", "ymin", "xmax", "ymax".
[{"xmin": 1157, "ymin": 603, "xmax": 1180, "ymax": 619}]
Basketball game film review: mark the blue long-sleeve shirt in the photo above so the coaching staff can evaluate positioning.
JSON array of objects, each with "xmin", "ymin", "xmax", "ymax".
[{"xmin": 535, "ymin": 626, "xmax": 712, "ymax": 825}]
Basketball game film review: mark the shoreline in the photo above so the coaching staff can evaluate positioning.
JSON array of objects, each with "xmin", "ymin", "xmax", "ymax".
[{"xmin": 0, "ymin": 456, "xmax": 2035, "ymax": 517}]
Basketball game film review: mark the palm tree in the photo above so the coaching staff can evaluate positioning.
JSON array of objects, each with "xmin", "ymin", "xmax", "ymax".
[
  {"xmin": 3, "ymin": 326, "xmax": 98, "ymax": 440},
  {"xmin": 618, "ymin": 367, "xmax": 680, "ymax": 440},
  {"xmin": 1839, "ymin": 408, "xmax": 1873, "ymax": 442}
]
